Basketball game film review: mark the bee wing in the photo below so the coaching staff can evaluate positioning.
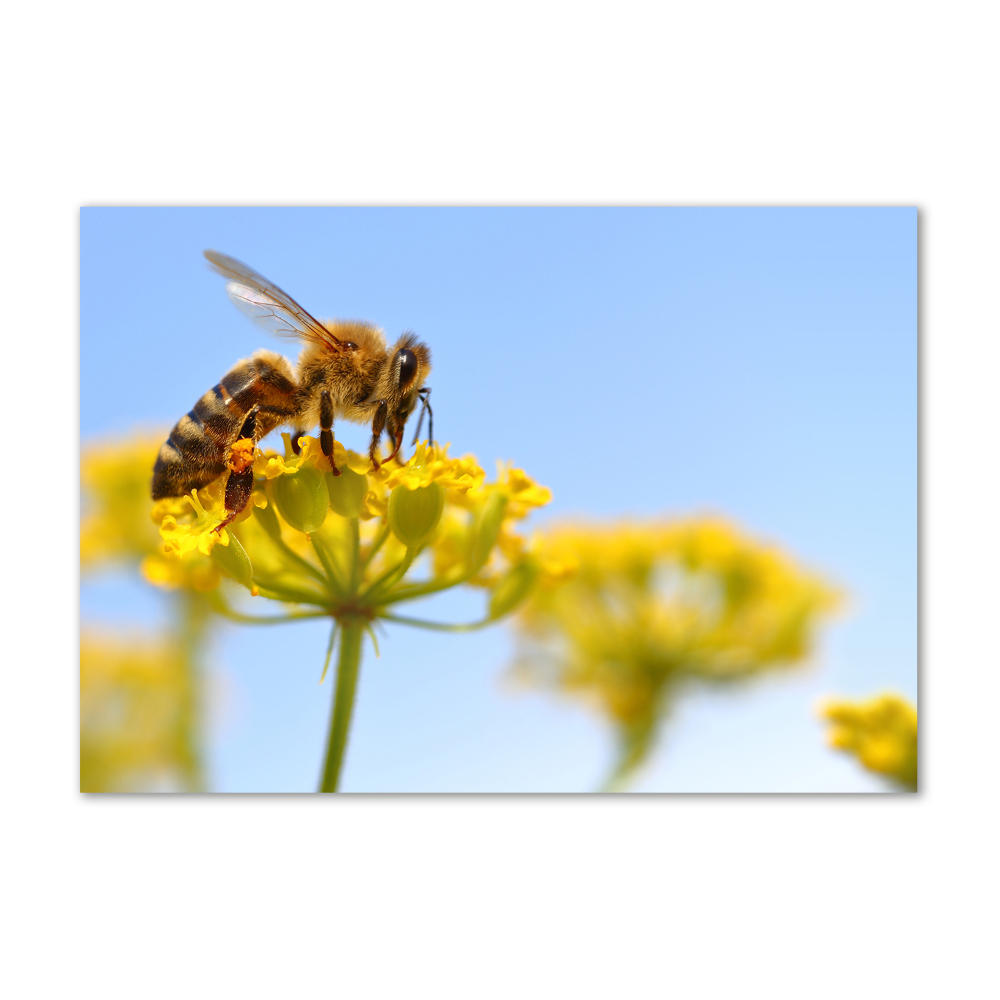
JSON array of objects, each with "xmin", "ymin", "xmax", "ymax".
[{"xmin": 204, "ymin": 250, "xmax": 344, "ymax": 352}]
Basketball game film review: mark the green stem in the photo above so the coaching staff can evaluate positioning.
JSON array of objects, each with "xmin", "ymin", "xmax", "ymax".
[
  {"xmin": 359, "ymin": 520, "xmax": 391, "ymax": 574},
  {"xmin": 234, "ymin": 522, "xmax": 331, "ymax": 592},
  {"xmin": 347, "ymin": 518, "xmax": 361, "ymax": 593},
  {"xmin": 176, "ymin": 591, "xmax": 210, "ymax": 793},
  {"xmin": 598, "ymin": 717, "xmax": 658, "ymax": 793},
  {"xmin": 359, "ymin": 546, "xmax": 418, "ymax": 604},
  {"xmin": 376, "ymin": 611, "xmax": 495, "ymax": 632},
  {"xmin": 252, "ymin": 580, "xmax": 332, "ymax": 606},
  {"xmin": 213, "ymin": 606, "xmax": 329, "ymax": 625},
  {"xmin": 319, "ymin": 616, "xmax": 366, "ymax": 793},
  {"xmin": 274, "ymin": 535, "xmax": 331, "ymax": 589},
  {"xmin": 378, "ymin": 570, "xmax": 472, "ymax": 605},
  {"xmin": 308, "ymin": 532, "xmax": 345, "ymax": 595},
  {"xmin": 318, "ymin": 621, "xmax": 339, "ymax": 684}
]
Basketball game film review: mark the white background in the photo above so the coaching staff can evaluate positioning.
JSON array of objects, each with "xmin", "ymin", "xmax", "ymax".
[{"xmin": 4, "ymin": 0, "xmax": 996, "ymax": 996}]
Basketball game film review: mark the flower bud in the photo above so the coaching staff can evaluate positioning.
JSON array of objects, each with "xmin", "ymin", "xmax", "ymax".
[
  {"xmin": 469, "ymin": 491, "xmax": 508, "ymax": 572},
  {"xmin": 211, "ymin": 531, "xmax": 256, "ymax": 592},
  {"xmin": 326, "ymin": 467, "xmax": 368, "ymax": 518},
  {"xmin": 488, "ymin": 559, "xmax": 539, "ymax": 620},
  {"xmin": 388, "ymin": 482, "xmax": 444, "ymax": 548},
  {"xmin": 272, "ymin": 466, "xmax": 329, "ymax": 534}
]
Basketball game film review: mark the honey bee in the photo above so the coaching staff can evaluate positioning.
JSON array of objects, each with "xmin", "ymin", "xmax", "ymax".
[{"xmin": 151, "ymin": 250, "xmax": 433, "ymax": 526}]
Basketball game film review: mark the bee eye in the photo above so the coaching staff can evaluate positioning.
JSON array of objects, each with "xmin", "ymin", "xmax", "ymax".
[{"xmin": 396, "ymin": 348, "xmax": 418, "ymax": 388}]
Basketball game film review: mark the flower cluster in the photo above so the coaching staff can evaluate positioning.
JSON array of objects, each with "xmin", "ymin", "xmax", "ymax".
[
  {"xmin": 819, "ymin": 693, "xmax": 918, "ymax": 790},
  {"xmin": 146, "ymin": 433, "xmax": 551, "ymax": 791},
  {"xmin": 510, "ymin": 517, "xmax": 841, "ymax": 788},
  {"xmin": 148, "ymin": 435, "xmax": 551, "ymax": 626}
]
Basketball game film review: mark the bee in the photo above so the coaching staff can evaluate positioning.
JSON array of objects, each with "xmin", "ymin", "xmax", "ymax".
[{"xmin": 151, "ymin": 250, "xmax": 433, "ymax": 527}]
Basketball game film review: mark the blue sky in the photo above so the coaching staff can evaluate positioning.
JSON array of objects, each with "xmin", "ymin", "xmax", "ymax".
[{"xmin": 80, "ymin": 207, "xmax": 916, "ymax": 792}]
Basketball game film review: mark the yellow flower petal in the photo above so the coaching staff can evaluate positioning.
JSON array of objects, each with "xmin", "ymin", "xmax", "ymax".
[{"xmin": 158, "ymin": 488, "xmax": 229, "ymax": 556}]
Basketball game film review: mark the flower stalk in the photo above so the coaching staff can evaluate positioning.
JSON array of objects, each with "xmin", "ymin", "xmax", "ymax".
[{"xmin": 320, "ymin": 616, "xmax": 365, "ymax": 792}]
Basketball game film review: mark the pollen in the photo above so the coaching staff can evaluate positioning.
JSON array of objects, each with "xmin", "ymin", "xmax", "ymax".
[{"xmin": 227, "ymin": 438, "xmax": 256, "ymax": 474}]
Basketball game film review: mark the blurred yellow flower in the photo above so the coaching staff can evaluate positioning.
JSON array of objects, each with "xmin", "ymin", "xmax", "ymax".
[
  {"xmin": 140, "ymin": 553, "xmax": 221, "ymax": 592},
  {"xmin": 81, "ymin": 434, "xmax": 164, "ymax": 567},
  {"xmin": 511, "ymin": 517, "xmax": 841, "ymax": 789},
  {"xmin": 819, "ymin": 693, "xmax": 917, "ymax": 790},
  {"xmin": 81, "ymin": 631, "xmax": 203, "ymax": 792},
  {"xmin": 494, "ymin": 463, "xmax": 554, "ymax": 518},
  {"xmin": 82, "ymin": 433, "xmax": 214, "ymax": 793}
]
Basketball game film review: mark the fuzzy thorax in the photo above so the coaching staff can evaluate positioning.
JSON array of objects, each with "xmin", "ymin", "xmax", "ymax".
[{"xmin": 294, "ymin": 320, "xmax": 431, "ymax": 430}]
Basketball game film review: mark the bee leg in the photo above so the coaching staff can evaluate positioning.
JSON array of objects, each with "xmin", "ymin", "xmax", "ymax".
[
  {"xmin": 319, "ymin": 389, "xmax": 340, "ymax": 476},
  {"xmin": 290, "ymin": 431, "xmax": 304, "ymax": 455},
  {"xmin": 219, "ymin": 467, "xmax": 256, "ymax": 530},
  {"xmin": 368, "ymin": 400, "xmax": 388, "ymax": 471},
  {"xmin": 383, "ymin": 421, "xmax": 405, "ymax": 465},
  {"xmin": 215, "ymin": 406, "xmax": 259, "ymax": 532}
]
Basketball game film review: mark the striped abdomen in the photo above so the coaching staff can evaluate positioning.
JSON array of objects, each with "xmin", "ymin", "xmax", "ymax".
[{"xmin": 151, "ymin": 351, "xmax": 298, "ymax": 500}]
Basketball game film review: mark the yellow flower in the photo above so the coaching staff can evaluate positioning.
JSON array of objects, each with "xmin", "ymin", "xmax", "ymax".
[
  {"xmin": 81, "ymin": 434, "xmax": 165, "ymax": 567},
  {"xmin": 511, "ymin": 517, "xmax": 841, "ymax": 789},
  {"xmin": 140, "ymin": 552, "xmax": 222, "ymax": 592},
  {"xmin": 158, "ymin": 478, "xmax": 232, "ymax": 556},
  {"xmin": 377, "ymin": 441, "xmax": 485, "ymax": 495},
  {"xmin": 259, "ymin": 434, "xmax": 369, "ymax": 480},
  {"xmin": 134, "ymin": 429, "xmax": 551, "ymax": 616},
  {"xmin": 81, "ymin": 630, "xmax": 203, "ymax": 792},
  {"xmin": 495, "ymin": 463, "xmax": 553, "ymax": 519},
  {"xmin": 820, "ymin": 693, "xmax": 918, "ymax": 790}
]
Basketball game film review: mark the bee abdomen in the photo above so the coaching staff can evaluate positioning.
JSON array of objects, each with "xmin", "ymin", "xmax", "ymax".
[
  {"xmin": 151, "ymin": 384, "xmax": 246, "ymax": 500},
  {"xmin": 151, "ymin": 353, "xmax": 298, "ymax": 501},
  {"xmin": 151, "ymin": 417, "xmax": 228, "ymax": 503},
  {"xmin": 193, "ymin": 382, "xmax": 246, "ymax": 446}
]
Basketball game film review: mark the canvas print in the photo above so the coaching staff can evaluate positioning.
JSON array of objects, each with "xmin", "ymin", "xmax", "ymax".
[{"xmin": 80, "ymin": 208, "xmax": 917, "ymax": 793}]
